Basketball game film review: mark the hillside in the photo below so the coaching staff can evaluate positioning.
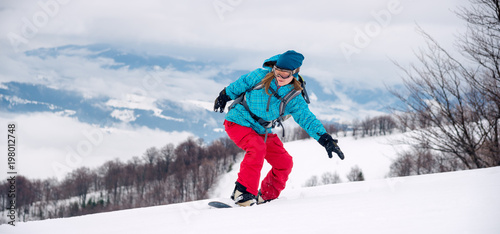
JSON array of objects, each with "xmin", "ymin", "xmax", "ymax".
[
  {"xmin": 210, "ymin": 133, "xmax": 407, "ymax": 198},
  {"xmin": 0, "ymin": 131, "xmax": 406, "ymax": 223},
  {"xmin": 1, "ymin": 166, "xmax": 498, "ymax": 234}
]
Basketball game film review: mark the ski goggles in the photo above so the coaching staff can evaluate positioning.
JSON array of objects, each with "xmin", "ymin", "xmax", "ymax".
[{"xmin": 273, "ymin": 66, "xmax": 298, "ymax": 79}]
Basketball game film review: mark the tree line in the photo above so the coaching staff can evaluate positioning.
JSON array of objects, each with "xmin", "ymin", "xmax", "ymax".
[
  {"xmin": 282, "ymin": 115, "xmax": 398, "ymax": 143},
  {"xmin": 0, "ymin": 137, "xmax": 241, "ymax": 224},
  {"xmin": 304, "ymin": 165, "xmax": 365, "ymax": 188}
]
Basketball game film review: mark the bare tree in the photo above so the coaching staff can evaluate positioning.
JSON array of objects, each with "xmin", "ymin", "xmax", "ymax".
[
  {"xmin": 458, "ymin": 0, "xmax": 500, "ymax": 164},
  {"xmin": 324, "ymin": 122, "xmax": 340, "ymax": 137},
  {"xmin": 68, "ymin": 167, "xmax": 92, "ymax": 207},
  {"xmin": 377, "ymin": 115, "xmax": 397, "ymax": 135},
  {"xmin": 389, "ymin": 145, "xmax": 466, "ymax": 177},
  {"xmin": 346, "ymin": 166, "xmax": 365, "ymax": 182},
  {"xmin": 304, "ymin": 175, "xmax": 319, "ymax": 187},
  {"xmin": 389, "ymin": 152, "xmax": 414, "ymax": 177},
  {"xmin": 143, "ymin": 147, "xmax": 159, "ymax": 181},
  {"xmin": 158, "ymin": 143, "xmax": 175, "ymax": 177},
  {"xmin": 361, "ymin": 117, "xmax": 375, "ymax": 137},
  {"xmin": 351, "ymin": 118, "xmax": 360, "ymax": 138},
  {"xmin": 339, "ymin": 122, "xmax": 350, "ymax": 137},
  {"xmin": 390, "ymin": 0, "xmax": 500, "ymax": 168},
  {"xmin": 321, "ymin": 172, "xmax": 342, "ymax": 184},
  {"xmin": 15, "ymin": 176, "xmax": 34, "ymax": 221},
  {"xmin": 101, "ymin": 159, "xmax": 124, "ymax": 206}
]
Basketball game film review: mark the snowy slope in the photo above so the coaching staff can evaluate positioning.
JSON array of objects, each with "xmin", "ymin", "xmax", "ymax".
[
  {"xmin": 210, "ymin": 133, "xmax": 407, "ymax": 198},
  {"xmin": 1, "ymin": 167, "xmax": 499, "ymax": 234}
]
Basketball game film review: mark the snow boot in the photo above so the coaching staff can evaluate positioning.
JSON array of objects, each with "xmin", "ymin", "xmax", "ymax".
[
  {"xmin": 231, "ymin": 182, "xmax": 256, "ymax": 207},
  {"xmin": 256, "ymin": 190, "xmax": 274, "ymax": 205}
]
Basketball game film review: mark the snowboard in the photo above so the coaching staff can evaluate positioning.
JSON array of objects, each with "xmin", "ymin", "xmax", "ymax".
[{"xmin": 208, "ymin": 201, "xmax": 233, "ymax": 208}]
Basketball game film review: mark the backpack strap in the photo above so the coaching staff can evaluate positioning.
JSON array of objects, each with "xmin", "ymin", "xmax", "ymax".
[
  {"xmin": 227, "ymin": 82, "xmax": 263, "ymax": 112},
  {"xmin": 274, "ymin": 89, "xmax": 302, "ymax": 140},
  {"xmin": 298, "ymin": 74, "xmax": 310, "ymax": 104},
  {"xmin": 279, "ymin": 89, "xmax": 302, "ymax": 116},
  {"xmin": 266, "ymin": 86, "xmax": 285, "ymax": 112}
]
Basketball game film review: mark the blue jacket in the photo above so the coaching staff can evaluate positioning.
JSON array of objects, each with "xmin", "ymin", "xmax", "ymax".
[{"xmin": 225, "ymin": 55, "xmax": 327, "ymax": 141}]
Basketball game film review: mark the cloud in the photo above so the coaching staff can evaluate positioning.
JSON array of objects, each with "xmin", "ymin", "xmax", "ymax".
[
  {"xmin": 0, "ymin": 0, "xmax": 469, "ymax": 89},
  {"xmin": 110, "ymin": 109, "xmax": 137, "ymax": 122},
  {"xmin": 0, "ymin": 112, "xmax": 193, "ymax": 180},
  {"xmin": 0, "ymin": 45, "xmax": 227, "ymax": 105}
]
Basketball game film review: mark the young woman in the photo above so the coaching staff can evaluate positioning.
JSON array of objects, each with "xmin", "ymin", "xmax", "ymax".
[{"xmin": 214, "ymin": 50, "xmax": 344, "ymax": 206}]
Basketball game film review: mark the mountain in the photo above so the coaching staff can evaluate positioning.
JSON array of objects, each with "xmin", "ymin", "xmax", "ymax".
[
  {"xmin": 0, "ymin": 44, "xmax": 397, "ymax": 141},
  {"xmin": 0, "ymin": 81, "xmax": 227, "ymax": 139},
  {"xmin": 1, "ymin": 166, "xmax": 498, "ymax": 233}
]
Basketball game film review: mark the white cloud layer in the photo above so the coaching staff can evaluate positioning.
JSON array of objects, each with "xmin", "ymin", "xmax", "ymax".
[{"xmin": 0, "ymin": 112, "xmax": 193, "ymax": 180}]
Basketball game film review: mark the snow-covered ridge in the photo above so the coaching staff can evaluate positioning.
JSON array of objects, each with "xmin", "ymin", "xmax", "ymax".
[{"xmin": 1, "ymin": 167, "xmax": 498, "ymax": 233}]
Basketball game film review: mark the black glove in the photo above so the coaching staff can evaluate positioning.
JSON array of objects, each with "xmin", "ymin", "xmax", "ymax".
[
  {"xmin": 318, "ymin": 133, "xmax": 344, "ymax": 160},
  {"xmin": 214, "ymin": 88, "xmax": 231, "ymax": 113}
]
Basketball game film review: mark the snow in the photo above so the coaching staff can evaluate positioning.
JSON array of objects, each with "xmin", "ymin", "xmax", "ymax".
[
  {"xmin": 1, "ymin": 134, "xmax": 499, "ymax": 233},
  {"xmin": 210, "ymin": 133, "xmax": 407, "ymax": 198},
  {"xmin": 1, "ymin": 166, "xmax": 499, "ymax": 233}
]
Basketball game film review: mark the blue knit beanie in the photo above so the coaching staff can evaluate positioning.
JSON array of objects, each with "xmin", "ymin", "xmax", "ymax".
[{"xmin": 276, "ymin": 50, "xmax": 304, "ymax": 71}]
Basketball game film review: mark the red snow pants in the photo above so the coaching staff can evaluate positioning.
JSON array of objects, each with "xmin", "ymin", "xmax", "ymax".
[{"xmin": 224, "ymin": 120, "xmax": 293, "ymax": 200}]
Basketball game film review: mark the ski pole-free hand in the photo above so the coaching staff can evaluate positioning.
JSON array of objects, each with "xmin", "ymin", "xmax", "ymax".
[
  {"xmin": 214, "ymin": 88, "xmax": 231, "ymax": 113},
  {"xmin": 318, "ymin": 133, "xmax": 344, "ymax": 160}
]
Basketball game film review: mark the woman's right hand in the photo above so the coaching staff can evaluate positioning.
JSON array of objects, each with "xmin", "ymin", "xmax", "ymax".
[{"xmin": 214, "ymin": 88, "xmax": 231, "ymax": 113}]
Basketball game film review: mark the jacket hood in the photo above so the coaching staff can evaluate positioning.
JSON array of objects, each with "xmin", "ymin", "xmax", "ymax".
[{"xmin": 262, "ymin": 54, "xmax": 280, "ymax": 68}]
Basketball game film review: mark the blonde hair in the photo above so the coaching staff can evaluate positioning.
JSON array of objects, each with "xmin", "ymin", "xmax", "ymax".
[{"xmin": 261, "ymin": 71, "xmax": 303, "ymax": 96}]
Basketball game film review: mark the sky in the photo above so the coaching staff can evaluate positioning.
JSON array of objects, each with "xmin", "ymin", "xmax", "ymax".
[
  {"xmin": 1, "ymin": 0, "xmax": 469, "ymax": 88},
  {"xmin": 0, "ymin": 0, "xmax": 472, "ymax": 180}
]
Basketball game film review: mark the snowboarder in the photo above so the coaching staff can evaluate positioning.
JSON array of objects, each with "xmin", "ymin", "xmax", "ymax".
[{"xmin": 214, "ymin": 50, "xmax": 344, "ymax": 206}]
